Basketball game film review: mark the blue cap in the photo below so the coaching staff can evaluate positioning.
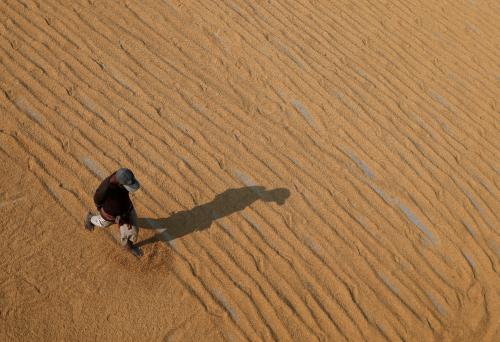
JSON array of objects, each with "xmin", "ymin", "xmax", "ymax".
[{"xmin": 115, "ymin": 168, "xmax": 140, "ymax": 192}]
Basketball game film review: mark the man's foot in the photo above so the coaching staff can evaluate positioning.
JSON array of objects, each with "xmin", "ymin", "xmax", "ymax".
[
  {"xmin": 124, "ymin": 240, "xmax": 143, "ymax": 257},
  {"xmin": 84, "ymin": 212, "xmax": 94, "ymax": 231}
]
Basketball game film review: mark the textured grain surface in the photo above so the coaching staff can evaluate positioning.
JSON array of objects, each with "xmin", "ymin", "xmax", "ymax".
[{"xmin": 1, "ymin": 0, "xmax": 499, "ymax": 341}]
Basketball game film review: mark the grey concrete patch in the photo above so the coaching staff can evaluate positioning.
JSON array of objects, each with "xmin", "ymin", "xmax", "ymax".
[
  {"xmin": 398, "ymin": 203, "xmax": 438, "ymax": 245},
  {"xmin": 270, "ymin": 38, "xmax": 305, "ymax": 69},
  {"xmin": 15, "ymin": 98, "xmax": 43, "ymax": 124},
  {"xmin": 463, "ymin": 221, "xmax": 478, "ymax": 239},
  {"xmin": 241, "ymin": 212, "xmax": 262, "ymax": 233},
  {"xmin": 378, "ymin": 272, "xmax": 400, "ymax": 295},
  {"xmin": 354, "ymin": 67, "xmax": 368, "ymax": 79},
  {"xmin": 334, "ymin": 90, "xmax": 358, "ymax": 113},
  {"xmin": 372, "ymin": 186, "xmax": 393, "ymax": 203},
  {"xmin": 79, "ymin": 93, "xmax": 99, "ymax": 114},
  {"xmin": 304, "ymin": 237, "xmax": 322, "ymax": 256},
  {"xmin": 370, "ymin": 186, "xmax": 439, "ymax": 246},
  {"xmin": 465, "ymin": 190, "xmax": 486, "ymax": 216},
  {"xmin": 110, "ymin": 68, "xmax": 136, "ymax": 94},
  {"xmin": 233, "ymin": 170, "xmax": 257, "ymax": 187},
  {"xmin": 81, "ymin": 156, "xmax": 108, "ymax": 179},
  {"xmin": 222, "ymin": 331, "xmax": 237, "ymax": 342},
  {"xmin": 226, "ymin": 1, "xmax": 243, "ymax": 15},
  {"xmin": 292, "ymin": 99, "xmax": 316, "ymax": 128},
  {"xmin": 473, "ymin": 173, "xmax": 496, "ymax": 197},
  {"xmin": 464, "ymin": 190, "xmax": 496, "ymax": 230},
  {"xmin": 358, "ymin": 216, "xmax": 384, "ymax": 244},
  {"xmin": 346, "ymin": 149, "xmax": 375, "ymax": 178},
  {"xmin": 213, "ymin": 290, "xmax": 239, "ymax": 323},
  {"xmin": 241, "ymin": 212, "xmax": 282, "ymax": 250},
  {"xmin": 291, "ymin": 158, "xmax": 302, "ymax": 167},
  {"xmin": 487, "ymin": 239, "xmax": 500, "ymax": 257},
  {"xmin": 462, "ymin": 250, "xmax": 477, "ymax": 272},
  {"xmin": 427, "ymin": 292, "xmax": 447, "ymax": 316},
  {"xmin": 430, "ymin": 91, "xmax": 453, "ymax": 113}
]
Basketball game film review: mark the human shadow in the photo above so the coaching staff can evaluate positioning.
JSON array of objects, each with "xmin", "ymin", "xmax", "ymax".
[{"xmin": 136, "ymin": 186, "xmax": 290, "ymax": 247}]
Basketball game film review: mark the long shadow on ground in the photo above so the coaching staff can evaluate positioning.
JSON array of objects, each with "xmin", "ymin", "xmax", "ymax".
[{"xmin": 136, "ymin": 186, "xmax": 290, "ymax": 247}]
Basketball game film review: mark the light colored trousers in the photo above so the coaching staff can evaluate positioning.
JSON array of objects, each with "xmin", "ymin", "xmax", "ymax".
[{"xmin": 91, "ymin": 209, "xmax": 138, "ymax": 246}]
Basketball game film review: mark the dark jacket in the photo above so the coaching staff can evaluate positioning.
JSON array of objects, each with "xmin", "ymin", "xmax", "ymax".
[{"xmin": 94, "ymin": 173, "xmax": 133, "ymax": 221}]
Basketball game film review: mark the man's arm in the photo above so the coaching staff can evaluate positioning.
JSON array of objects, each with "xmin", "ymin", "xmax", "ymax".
[{"xmin": 93, "ymin": 176, "xmax": 111, "ymax": 209}]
